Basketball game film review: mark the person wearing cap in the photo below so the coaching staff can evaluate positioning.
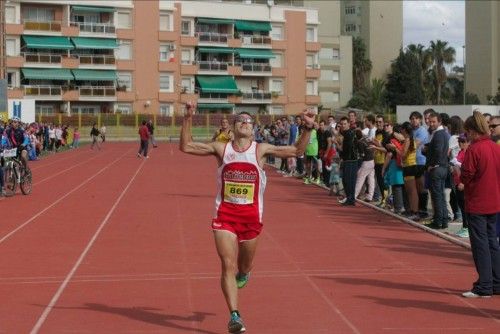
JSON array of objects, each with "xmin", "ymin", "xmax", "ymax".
[
  {"xmin": 5, "ymin": 117, "xmax": 29, "ymax": 168},
  {"xmin": 180, "ymin": 102, "xmax": 315, "ymax": 334}
]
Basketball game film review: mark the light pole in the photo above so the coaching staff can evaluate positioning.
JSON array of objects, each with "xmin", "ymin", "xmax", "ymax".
[{"xmin": 462, "ymin": 45, "xmax": 465, "ymax": 105}]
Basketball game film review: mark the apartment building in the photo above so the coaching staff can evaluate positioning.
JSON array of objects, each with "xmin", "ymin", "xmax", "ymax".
[
  {"xmin": 340, "ymin": 0, "xmax": 402, "ymax": 81},
  {"xmin": 2, "ymin": 0, "xmax": 321, "ymax": 116},
  {"xmin": 465, "ymin": 0, "xmax": 500, "ymax": 104}
]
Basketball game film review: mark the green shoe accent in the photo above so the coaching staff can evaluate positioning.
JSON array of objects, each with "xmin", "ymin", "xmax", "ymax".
[
  {"xmin": 303, "ymin": 178, "xmax": 311, "ymax": 185},
  {"xmin": 236, "ymin": 272, "xmax": 250, "ymax": 289}
]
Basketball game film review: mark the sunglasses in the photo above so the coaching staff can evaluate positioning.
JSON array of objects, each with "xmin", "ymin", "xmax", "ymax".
[
  {"xmin": 235, "ymin": 115, "xmax": 254, "ymax": 124},
  {"xmin": 489, "ymin": 124, "xmax": 500, "ymax": 129}
]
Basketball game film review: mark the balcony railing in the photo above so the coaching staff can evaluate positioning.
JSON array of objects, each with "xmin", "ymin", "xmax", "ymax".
[
  {"xmin": 241, "ymin": 35, "xmax": 272, "ymax": 46},
  {"xmin": 241, "ymin": 91, "xmax": 272, "ymax": 101},
  {"xmin": 23, "ymin": 19, "xmax": 61, "ymax": 32},
  {"xmin": 198, "ymin": 61, "xmax": 229, "ymax": 71},
  {"xmin": 24, "ymin": 85, "xmax": 62, "ymax": 96},
  {"xmin": 78, "ymin": 55, "xmax": 116, "ymax": 66},
  {"xmin": 70, "ymin": 21, "xmax": 116, "ymax": 34},
  {"xmin": 198, "ymin": 93, "xmax": 228, "ymax": 101},
  {"xmin": 79, "ymin": 86, "xmax": 116, "ymax": 97},
  {"xmin": 196, "ymin": 32, "xmax": 230, "ymax": 44},
  {"xmin": 24, "ymin": 53, "xmax": 62, "ymax": 64},
  {"xmin": 240, "ymin": 63, "xmax": 272, "ymax": 72}
]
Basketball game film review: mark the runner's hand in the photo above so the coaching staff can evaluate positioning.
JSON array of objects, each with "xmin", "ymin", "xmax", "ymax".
[
  {"xmin": 302, "ymin": 108, "xmax": 316, "ymax": 127},
  {"xmin": 184, "ymin": 101, "xmax": 196, "ymax": 118}
]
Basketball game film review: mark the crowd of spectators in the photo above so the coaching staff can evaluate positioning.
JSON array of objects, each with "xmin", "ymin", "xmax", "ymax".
[{"xmin": 252, "ymin": 109, "xmax": 500, "ymax": 242}]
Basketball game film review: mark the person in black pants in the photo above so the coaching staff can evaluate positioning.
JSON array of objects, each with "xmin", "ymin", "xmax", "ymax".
[{"xmin": 337, "ymin": 117, "xmax": 358, "ymax": 206}]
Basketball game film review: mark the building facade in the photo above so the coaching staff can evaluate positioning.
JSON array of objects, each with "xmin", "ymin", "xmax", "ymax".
[
  {"xmin": 340, "ymin": 0, "xmax": 402, "ymax": 81},
  {"xmin": 465, "ymin": 0, "xmax": 500, "ymax": 104},
  {"xmin": 2, "ymin": 0, "xmax": 321, "ymax": 116}
]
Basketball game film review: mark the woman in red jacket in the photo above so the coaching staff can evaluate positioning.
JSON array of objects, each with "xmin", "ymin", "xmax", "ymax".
[{"xmin": 460, "ymin": 111, "xmax": 500, "ymax": 298}]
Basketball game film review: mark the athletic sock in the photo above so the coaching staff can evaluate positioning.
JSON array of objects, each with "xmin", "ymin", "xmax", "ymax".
[{"xmin": 231, "ymin": 310, "xmax": 240, "ymax": 317}]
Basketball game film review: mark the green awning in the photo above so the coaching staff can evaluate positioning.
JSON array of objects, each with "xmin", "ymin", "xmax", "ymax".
[
  {"xmin": 198, "ymin": 47, "xmax": 234, "ymax": 54},
  {"xmin": 197, "ymin": 103, "xmax": 235, "ymax": 110},
  {"xmin": 71, "ymin": 37, "xmax": 119, "ymax": 49},
  {"xmin": 22, "ymin": 68, "xmax": 74, "ymax": 80},
  {"xmin": 22, "ymin": 35, "xmax": 74, "ymax": 50},
  {"xmin": 196, "ymin": 76, "xmax": 239, "ymax": 94},
  {"xmin": 197, "ymin": 18, "xmax": 234, "ymax": 25},
  {"xmin": 234, "ymin": 20, "xmax": 271, "ymax": 32},
  {"xmin": 236, "ymin": 48, "xmax": 275, "ymax": 59},
  {"xmin": 72, "ymin": 6, "xmax": 115, "ymax": 13},
  {"xmin": 72, "ymin": 69, "xmax": 117, "ymax": 81}
]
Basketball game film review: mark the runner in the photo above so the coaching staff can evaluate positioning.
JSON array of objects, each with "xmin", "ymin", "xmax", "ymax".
[{"xmin": 179, "ymin": 102, "xmax": 315, "ymax": 333}]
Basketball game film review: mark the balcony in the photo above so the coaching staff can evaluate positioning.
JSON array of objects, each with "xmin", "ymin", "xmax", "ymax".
[
  {"xmin": 79, "ymin": 86, "xmax": 116, "ymax": 97},
  {"xmin": 240, "ymin": 35, "xmax": 272, "ymax": 47},
  {"xmin": 23, "ymin": 19, "xmax": 61, "ymax": 32},
  {"xmin": 78, "ymin": 55, "xmax": 116, "ymax": 66},
  {"xmin": 198, "ymin": 61, "xmax": 229, "ymax": 72},
  {"xmin": 240, "ymin": 62, "xmax": 272, "ymax": 73},
  {"xmin": 24, "ymin": 53, "xmax": 62, "ymax": 65},
  {"xmin": 241, "ymin": 91, "xmax": 272, "ymax": 103},
  {"xmin": 24, "ymin": 85, "xmax": 62, "ymax": 96},
  {"xmin": 70, "ymin": 21, "xmax": 116, "ymax": 35},
  {"xmin": 198, "ymin": 92, "xmax": 229, "ymax": 103},
  {"xmin": 196, "ymin": 32, "xmax": 230, "ymax": 44}
]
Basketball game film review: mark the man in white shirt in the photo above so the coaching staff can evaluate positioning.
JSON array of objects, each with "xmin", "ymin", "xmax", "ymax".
[{"xmin": 362, "ymin": 114, "xmax": 376, "ymax": 140}]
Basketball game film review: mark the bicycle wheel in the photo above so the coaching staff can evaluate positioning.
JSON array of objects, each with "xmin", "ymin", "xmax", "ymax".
[
  {"xmin": 3, "ymin": 166, "xmax": 17, "ymax": 197},
  {"xmin": 20, "ymin": 167, "xmax": 32, "ymax": 195}
]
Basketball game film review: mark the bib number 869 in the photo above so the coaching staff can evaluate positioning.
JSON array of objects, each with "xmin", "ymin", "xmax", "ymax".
[{"xmin": 229, "ymin": 187, "xmax": 248, "ymax": 195}]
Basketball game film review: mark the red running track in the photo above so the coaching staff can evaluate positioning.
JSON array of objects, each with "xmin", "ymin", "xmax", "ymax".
[{"xmin": 0, "ymin": 143, "xmax": 499, "ymax": 333}]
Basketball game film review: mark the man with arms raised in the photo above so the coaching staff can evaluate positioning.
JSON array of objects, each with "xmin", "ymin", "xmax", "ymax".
[{"xmin": 180, "ymin": 102, "xmax": 315, "ymax": 333}]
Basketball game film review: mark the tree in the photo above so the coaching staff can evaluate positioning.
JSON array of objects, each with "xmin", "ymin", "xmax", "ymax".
[
  {"xmin": 347, "ymin": 78, "xmax": 387, "ymax": 113},
  {"xmin": 406, "ymin": 43, "xmax": 433, "ymax": 103},
  {"xmin": 465, "ymin": 92, "xmax": 481, "ymax": 104},
  {"xmin": 428, "ymin": 40, "xmax": 456, "ymax": 104},
  {"xmin": 352, "ymin": 37, "xmax": 372, "ymax": 92},
  {"xmin": 486, "ymin": 78, "xmax": 500, "ymax": 105},
  {"xmin": 385, "ymin": 49, "xmax": 424, "ymax": 110}
]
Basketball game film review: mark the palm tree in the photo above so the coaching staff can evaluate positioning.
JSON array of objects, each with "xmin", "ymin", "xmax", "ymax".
[
  {"xmin": 352, "ymin": 37, "xmax": 372, "ymax": 92},
  {"xmin": 347, "ymin": 78, "xmax": 387, "ymax": 113},
  {"xmin": 428, "ymin": 40, "xmax": 456, "ymax": 104},
  {"xmin": 406, "ymin": 43, "xmax": 432, "ymax": 102}
]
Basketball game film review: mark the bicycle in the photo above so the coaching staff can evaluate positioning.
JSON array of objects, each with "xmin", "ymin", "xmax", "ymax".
[{"xmin": 1, "ymin": 148, "xmax": 32, "ymax": 197}]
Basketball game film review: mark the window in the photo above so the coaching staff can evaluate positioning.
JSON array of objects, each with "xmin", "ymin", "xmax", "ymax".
[
  {"xmin": 270, "ymin": 53, "xmax": 283, "ymax": 68},
  {"xmin": 23, "ymin": 7, "xmax": 54, "ymax": 22},
  {"xmin": 332, "ymin": 49, "xmax": 340, "ymax": 59},
  {"xmin": 333, "ymin": 71, "xmax": 339, "ymax": 81},
  {"xmin": 5, "ymin": 6, "xmax": 16, "ymax": 23},
  {"xmin": 117, "ymin": 11, "xmax": 132, "ymax": 29},
  {"xmin": 117, "ymin": 72, "xmax": 132, "ymax": 91},
  {"xmin": 306, "ymin": 54, "xmax": 319, "ymax": 69},
  {"xmin": 159, "ymin": 44, "xmax": 173, "ymax": 61},
  {"xmin": 320, "ymin": 70, "xmax": 334, "ymax": 81},
  {"xmin": 181, "ymin": 49, "xmax": 192, "ymax": 65},
  {"xmin": 159, "ymin": 73, "xmax": 173, "ymax": 91},
  {"xmin": 116, "ymin": 103, "xmax": 132, "ymax": 114},
  {"xmin": 306, "ymin": 27, "xmax": 316, "ymax": 42},
  {"xmin": 159, "ymin": 103, "xmax": 173, "ymax": 116},
  {"xmin": 36, "ymin": 105, "xmax": 55, "ymax": 115},
  {"xmin": 116, "ymin": 41, "xmax": 132, "ymax": 60},
  {"xmin": 319, "ymin": 48, "xmax": 333, "ymax": 59},
  {"xmin": 159, "ymin": 12, "xmax": 173, "ymax": 31},
  {"xmin": 6, "ymin": 70, "xmax": 19, "ymax": 88},
  {"xmin": 181, "ymin": 20, "xmax": 191, "ymax": 36},
  {"xmin": 306, "ymin": 81, "xmax": 317, "ymax": 95},
  {"xmin": 181, "ymin": 77, "xmax": 192, "ymax": 93},
  {"xmin": 345, "ymin": 24, "xmax": 356, "ymax": 32},
  {"xmin": 6, "ymin": 39, "xmax": 17, "ymax": 57},
  {"xmin": 270, "ymin": 105, "xmax": 283, "ymax": 115},
  {"xmin": 345, "ymin": 6, "xmax": 356, "ymax": 15},
  {"xmin": 271, "ymin": 24, "xmax": 283, "ymax": 40},
  {"xmin": 271, "ymin": 79, "xmax": 283, "ymax": 94}
]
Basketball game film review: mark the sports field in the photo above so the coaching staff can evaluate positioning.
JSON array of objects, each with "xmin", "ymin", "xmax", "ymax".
[{"xmin": 1, "ymin": 143, "xmax": 499, "ymax": 333}]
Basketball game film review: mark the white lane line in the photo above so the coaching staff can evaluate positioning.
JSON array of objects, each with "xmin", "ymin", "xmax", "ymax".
[
  {"xmin": 0, "ymin": 149, "xmax": 131, "ymax": 245},
  {"xmin": 32, "ymin": 153, "xmax": 101, "ymax": 186},
  {"xmin": 30, "ymin": 157, "xmax": 146, "ymax": 334}
]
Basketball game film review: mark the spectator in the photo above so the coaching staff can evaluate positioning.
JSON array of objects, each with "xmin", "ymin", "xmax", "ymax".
[
  {"xmin": 451, "ymin": 134, "xmax": 470, "ymax": 238},
  {"xmin": 213, "ymin": 118, "xmax": 233, "ymax": 143},
  {"xmin": 409, "ymin": 111, "xmax": 430, "ymax": 218},
  {"xmin": 490, "ymin": 115, "xmax": 500, "ymax": 144},
  {"xmin": 338, "ymin": 117, "xmax": 358, "ymax": 206},
  {"xmin": 370, "ymin": 114, "xmax": 388, "ymax": 204},
  {"xmin": 382, "ymin": 123, "xmax": 405, "ymax": 214},
  {"xmin": 318, "ymin": 120, "xmax": 332, "ymax": 185},
  {"xmin": 460, "ymin": 111, "xmax": 500, "ymax": 298},
  {"xmin": 354, "ymin": 129, "xmax": 375, "ymax": 202},
  {"xmin": 147, "ymin": 119, "xmax": 158, "ymax": 148},
  {"xmin": 137, "ymin": 120, "xmax": 150, "ymax": 158},
  {"xmin": 72, "ymin": 127, "xmax": 80, "ymax": 148},
  {"xmin": 303, "ymin": 122, "xmax": 319, "ymax": 185},
  {"xmin": 348, "ymin": 110, "xmax": 357, "ymax": 129},
  {"xmin": 398, "ymin": 122, "xmax": 419, "ymax": 220},
  {"xmin": 424, "ymin": 111, "xmax": 450, "ymax": 229},
  {"xmin": 90, "ymin": 124, "xmax": 101, "ymax": 150},
  {"xmin": 362, "ymin": 114, "xmax": 377, "ymax": 140}
]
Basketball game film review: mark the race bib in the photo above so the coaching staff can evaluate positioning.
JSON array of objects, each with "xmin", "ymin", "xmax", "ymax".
[{"xmin": 224, "ymin": 182, "xmax": 254, "ymax": 204}]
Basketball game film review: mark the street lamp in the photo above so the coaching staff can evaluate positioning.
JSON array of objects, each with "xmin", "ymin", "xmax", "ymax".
[{"xmin": 462, "ymin": 45, "xmax": 466, "ymax": 105}]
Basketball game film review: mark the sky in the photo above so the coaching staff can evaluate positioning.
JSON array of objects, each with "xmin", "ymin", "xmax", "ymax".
[{"xmin": 403, "ymin": 0, "xmax": 465, "ymax": 67}]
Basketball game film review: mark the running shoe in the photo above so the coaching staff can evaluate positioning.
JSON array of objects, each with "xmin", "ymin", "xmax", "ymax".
[
  {"xmin": 455, "ymin": 228, "xmax": 469, "ymax": 238},
  {"xmin": 303, "ymin": 178, "xmax": 311, "ymax": 185},
  {"xmin": 236, "ymin": 272, "xmax": 250, "ymax": 289},
  {"xmin": 228, "ymin": 312, "xmax": 246, "ymax": 333},
  {"xmin": 462, "ymin": 291, "xmax": 491, "ymax": 298}
]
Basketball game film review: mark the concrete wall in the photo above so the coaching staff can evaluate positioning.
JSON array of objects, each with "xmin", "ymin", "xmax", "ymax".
[{"xmin": 396, "ymin": 105, "xmax": 500, "ymax": 123}]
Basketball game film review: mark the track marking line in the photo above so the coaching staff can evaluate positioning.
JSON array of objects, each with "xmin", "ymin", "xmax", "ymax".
[
  {"xmin": 0, "ymin": 149, "xmax": 132, "ymax": 245},
  {"xmin": 30, "ymin": 157, "xmax": 146, "ymax": 334}
]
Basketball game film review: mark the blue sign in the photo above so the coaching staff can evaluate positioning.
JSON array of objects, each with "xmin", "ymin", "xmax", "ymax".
[{"xmin": 13, "ymin": 101, "xmax": 22, "ymax": 119}]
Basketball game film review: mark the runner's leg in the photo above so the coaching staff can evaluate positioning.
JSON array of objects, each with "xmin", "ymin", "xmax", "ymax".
[{"xmin": 214, "ymin": 230, "xmax": 239, "ymax": 312}]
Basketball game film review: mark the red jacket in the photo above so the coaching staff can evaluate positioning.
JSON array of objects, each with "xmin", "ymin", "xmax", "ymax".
[
  {"xmin": 460, "ymin": 136, "xmax": 500, "ymax": 214},
  {"xmin": 138, "ymin": 125, "xmax": 150, "ymax": 141}
]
